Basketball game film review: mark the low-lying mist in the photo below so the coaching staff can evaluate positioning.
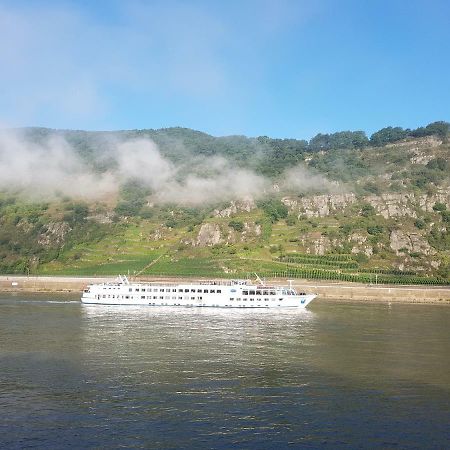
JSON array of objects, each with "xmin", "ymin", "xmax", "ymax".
[{"xmin": 0, "ymin": 129, "xmax": 334, "ymax": 205}]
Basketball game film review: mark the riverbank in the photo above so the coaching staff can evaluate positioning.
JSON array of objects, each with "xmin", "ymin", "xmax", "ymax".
[{"xmin": 1, "ymin": 275, "xmax": 449, "ymax": 304}]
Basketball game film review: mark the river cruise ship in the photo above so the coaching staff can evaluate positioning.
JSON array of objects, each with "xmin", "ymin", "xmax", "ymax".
[{"xmin": 81, "ymin": 275, "xmax": 316, "ymax": 309}]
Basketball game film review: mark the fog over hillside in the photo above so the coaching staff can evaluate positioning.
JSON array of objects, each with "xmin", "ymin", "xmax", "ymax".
[{"xmin": 0, "ymin": 128, "xmax": 333, "ymax": 204}]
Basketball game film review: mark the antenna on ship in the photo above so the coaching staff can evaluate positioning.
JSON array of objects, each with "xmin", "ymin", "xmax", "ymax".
[
  {"xmin": 254, "ymin": 273, "xmax": 265, "ymax": 286},
  {"xmin": 288, "ymin": 279, "xmax": 293, "ymax": 290}
]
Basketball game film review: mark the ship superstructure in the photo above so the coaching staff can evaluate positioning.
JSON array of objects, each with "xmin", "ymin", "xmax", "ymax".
[{"xmin": 81, "ymin": 276, "xmax": 316, "ymax": 309}]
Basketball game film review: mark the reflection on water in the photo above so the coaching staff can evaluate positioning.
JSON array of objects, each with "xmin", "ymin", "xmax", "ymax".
[{"xmin": 1, "ymin": 294, "xmax": 449, "ymax": 448}]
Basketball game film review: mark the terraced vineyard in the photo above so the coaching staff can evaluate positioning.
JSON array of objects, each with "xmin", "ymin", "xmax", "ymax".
[{"xmin": 1, "ymin": 128, "xmax": 449, "ymax": 285}]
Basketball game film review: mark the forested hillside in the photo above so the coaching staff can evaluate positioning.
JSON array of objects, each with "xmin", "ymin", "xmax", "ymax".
[{"xmin": 0, "ymin": 121, "xmax": 449, "ymax": 283}]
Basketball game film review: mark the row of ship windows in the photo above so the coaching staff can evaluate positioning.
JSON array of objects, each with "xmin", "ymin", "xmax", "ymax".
[
  {"xmin": 146, "ymin": 304, "xmax": 276, "ymax": 307},
  {"xmin": 101, "ymin": 287, "xmax": 307, "ymax": 296},
  {"xmin": 99, "ymin": 294, "xmax": 286, "ymax": 302},
  {"xmin": 128, "ymin": 287, "xmax": 222, "ymax": 294}
]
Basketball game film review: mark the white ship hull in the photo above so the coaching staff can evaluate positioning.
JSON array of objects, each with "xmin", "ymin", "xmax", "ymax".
[{"xmin": 81, "ymin": 278, "xmax": 316, "ymax": 309}]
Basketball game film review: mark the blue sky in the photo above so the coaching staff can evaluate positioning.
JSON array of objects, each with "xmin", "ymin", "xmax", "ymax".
[{"xmin": 0, "ymin": 0, "xmax": 449, "ymax": 139}]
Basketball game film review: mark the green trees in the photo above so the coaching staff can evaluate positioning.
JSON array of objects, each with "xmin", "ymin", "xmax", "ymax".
[
  {"xmin": 309, "ymin": 131, "xmax": 369, "ymax": 151},
  {"xmin": 228, "ymin": 220, "xmax": 244, "ymax": 232},
  {"xmin": 370, "ymin": 121, "xmax": 449, "ymax": 147},
  {"xmin": 361, "ymin": 204, "xmax": 376, "ymax": 217},
  {"xmin": 114, "ymin": 180, "xmax": 151, "ymax": 217},
  {"xmin": 257, "ymin": 199, "xmax": 289, "ymax": 222},
  {"xmin": 412, "ymin": 121, "xmax": 450, "ymax": 140},
  {"xmin": 433, "ymin": 202, "xmax": 447, "ymax": 212},
  {"xmin": 370, "ymin": 127, "xmax": 409, "ymax": 146}
]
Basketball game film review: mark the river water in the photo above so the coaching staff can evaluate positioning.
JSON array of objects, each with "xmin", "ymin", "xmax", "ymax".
[{"xmin": 0, "ymin": 293, "xmax": 449, "ymax": 449}]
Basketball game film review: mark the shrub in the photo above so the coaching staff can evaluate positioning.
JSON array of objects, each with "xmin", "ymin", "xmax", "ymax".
[
  {"xmin": 286, "ymin": 215, "xmax": 297, "ymax": 226},
  {"xmin": 427, "ymin": 157, "xmax": 448, "ymax": 171},
  {"xmin": 363, "ymin": 181, "xmax": 381, "ymax": 195},
  {"xmin": 433, "ymin": 202, "xmax": 447, "ymax": 212},
  {"xmin": 361, "ymin": 204, "xmax": 376, "ymax": 217},
  {"xmin": 441, "ymin": 210, "xmax": 450, "ymax": 223},
  {"xmin": 228, "ymin": 220, "xmax": 244, "ymax": 232},
  {"xmin": 414, "ymin": 219, "xmax": 426, "ymax": 229},
  {"xmin": 367, "ymin": 225, "xmax": 384, "ymax": 235},
  {"xmin": 257, "ymin": 199, "xmax": 289, "ymax": 222}
]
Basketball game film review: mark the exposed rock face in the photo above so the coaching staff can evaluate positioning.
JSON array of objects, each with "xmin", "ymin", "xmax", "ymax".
[
  {"xmin": 410, "ymin": 153, "xmax": 434, "ymax": 165},
  {"xmin": 150, "ymin": 227, "xmax": 167, "ymax": 241},
  {"xmin": 214, "ymin": 198, "xmax": 256, "ymax": 218},
  {"xmin": 389, "ymin": 229, "xmax": 434, "ymax": 256},
  {"xmin": 298, "ymin": 232, "xmax": 331, "ymax": 255},
  {"xmin": 417, "ymin": 190, "xmax": 450, "ymax": 213},
  {"xmin": 350, "ymin": 233, "xmax": 373, "ymax": 257},
  {"xmin": 366, "ymin": 194, "xmax": 417, "ymax": 219},
  {"xmin": 367, "ymin": 191, "xmax": 450, "ymax": 218},
  {"xmin": 313, "ymin": 235, "xmax": 331, "ymax": 255},
  {"xmin": 17, "ymin": 219, "xmax": 34, "ymax": 233},
  {"xmin": 240, "ymin": 222, "xmax": 262, "ymax": 241},
  {"xmin": 190, "ymin": 220, "xmax": 262, "ymax": 247},
  {"xmin": 283, "ymin": 194, "xmax": 356, "ymax": 218},
  {"xmin": 87, "ymin": 212, "xmax": 114, "ymax": 224},
  {"xmin": 386, "ymin": 136, "xmax": 442, "ymax": 150},
  {"xmin": 195, "ymin": 223, "xmax": 222, "ymax": 246},
  {"xmin": 38, "ymin": 222, "xmax": 71, "ymax": 247},
  {"xmin": 282, "ymin": 190, "xmax": 450, "ymax": 219}
]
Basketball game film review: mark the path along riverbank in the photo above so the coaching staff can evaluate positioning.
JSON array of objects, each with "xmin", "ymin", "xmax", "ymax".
[{"xmin": 0, "ymin": 275, "xmax": 449, "ymax": 304}]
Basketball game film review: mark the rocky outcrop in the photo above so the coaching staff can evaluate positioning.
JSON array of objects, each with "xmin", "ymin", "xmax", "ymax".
[
  {"xmin": 410, "ymin": 153, "xmax": 434, "ymax": 165},
  {"xmin": 349, "ymin": 233, "xmax": 373, "ymax": 257},
  {"xmin": 149, "ymin": 227, "xmax": 167, "ymax": 241},
  {"xmin": 312, "ymin": 235, "xmax": 331, "ymax": 255},
  {"xmin": 195, "ymin": 223, "xmax": 223, "ymax": 246},
  {"xmin": 38, "ymin": 222, "xmax": 71, "ymax": 247},
  {"xmin": 298, "ymin": 232, "xmax": 332, "ymax": 255},
  {"xmin": 366, "ymin": 194, "xmax": 417, "ymax": 219},
  {"xmin": 386, "ymin": 136, "xmax": 442, "ymax": 150},
  {"xmin": 366, "ymin": 191, "xmax": 449, "ymax": 218},
  {"xmin": 214, "ymin": 198, "xmax": 256, "ymax": 218},
  {"xmin": 417, "ymin": 190, "xmax": 450, "ymax": 213},
  {"xmin": 87, "ymin": 212, "xmax": 114, "ymax": 224},
  {"xmin": 240, "ymin": 222, "xmax": 262, "ymax": 241},
  {"xmin": 389, "ymin": 229, "xmax": 435, "ymax": 256},
  {"xmin": 283, "ymin": 194, "xmax": 356, "ymax": 218},
  {"xmin": 282, "ymin": 190, "xmax": 449, "ymax": 219}
]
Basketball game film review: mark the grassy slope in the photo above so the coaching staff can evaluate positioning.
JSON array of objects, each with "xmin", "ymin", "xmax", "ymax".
[{"xmin": 1, "ymin": 131, "xmax": 449, "ymax": 283}]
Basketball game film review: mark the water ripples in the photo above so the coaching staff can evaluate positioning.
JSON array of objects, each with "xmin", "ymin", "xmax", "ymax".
[{"xmin": 0, "ymin": 294, "xmax": 449, "ymax": 448}]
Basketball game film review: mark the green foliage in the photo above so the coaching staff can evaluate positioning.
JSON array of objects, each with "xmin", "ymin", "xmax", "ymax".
[
  {"xmin": 228, "ymin": 220, "xmax": 244, "ymax": 232},
  {"xmin": 370, "ymin": 127, "xmax": 409, "ymax": 146},
  {"xmin": 361, "ymin": 204, "xmax": 376, "ymax": 217},
  {"xmin": 308, "ymin": 148, "xmax": 371, "ymax": 183},
  {"xmin": 421, "ymin": 121, "xmax": 449, "ymax": 139},
  {"xmin": 285, "ymin": 215, "xmax": 297, "ymax": 226},
  {"xmin": 428, "ymin": 226, "xmax": 450, "ymax": 251},
  {"xmin": 2, "ymin": 122, "xmax": 450, "ymax": 281},
  {"xmin": 370, "ymin": 121, "xmax": 449, "ymax": 146},
  {"xmin": 339, "ymin": 224, "xmax": 353, "ymax": 236},
  {"xmin": 414, "ymin": 219, "xmax": 426, "ymax": 229},
  {"xmin": 309, "ymin": 130, "xmax": 369, "ymax": 151},
  {"xmin": 433, "ymin": 202, "xmax": 447, "ymax": 212},
  {"xmin": 426, "ymin": 157, "xmax": 448, "ymax": 171},
  {"xmin": 363, "ymin": 181, "xmax": 381, "ymax": 195},
  {"xmin": 160, "ymin": 207, "xmax": 206, "ymax": 229},
  {"xmin": 354, "ymin": 253, "xmax": 369, "ymax": 263},
  {"xmin": 367, "ymin": 225, "xmax": 384, "ymax": 235},
  {"xmin": 441, "ymin": 210, "xmax": 450, "ymax": 223},
  {"xmin": 115, "ymin": 201, "xmax": 143, "ymax": 217},
  {"xmin": 114, "ymin": 179, "xmax": 151, "ymax": 217},
  {"xmin": 279, "ymin": 254, "xmax": 358, "ymax": 269},
  {"xmin": 257, "ymin": 199, "xmax": 289, "ymax": 222},
  {"xmin": 139, "ymin": 207, "xmax": 154, "ymax": 219}
]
